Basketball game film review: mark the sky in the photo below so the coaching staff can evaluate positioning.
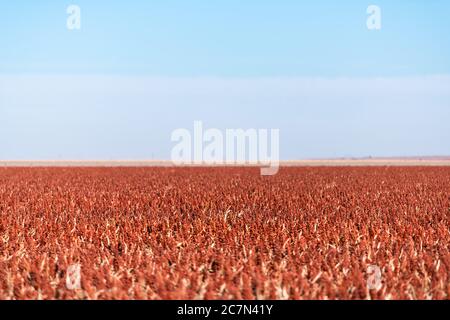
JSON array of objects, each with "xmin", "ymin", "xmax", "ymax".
[{"xmin": 1, "ymin": 1, "xmax": 450, "ymax": 160}]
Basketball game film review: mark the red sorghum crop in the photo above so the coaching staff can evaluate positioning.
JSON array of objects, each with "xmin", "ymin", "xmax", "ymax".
[{"xmin": 0, "ymin": 167, "xmax": 449, "ymax": 300}]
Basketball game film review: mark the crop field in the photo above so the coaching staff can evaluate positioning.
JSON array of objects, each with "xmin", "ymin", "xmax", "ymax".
[{"xmin": 0, "ymin": 166, "xmax": 449, "ymax": 300}]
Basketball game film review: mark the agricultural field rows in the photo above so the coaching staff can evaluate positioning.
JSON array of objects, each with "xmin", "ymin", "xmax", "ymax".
[{"xmin": 0, "ymin": 167, "xmax": 449, "ymax": 299}]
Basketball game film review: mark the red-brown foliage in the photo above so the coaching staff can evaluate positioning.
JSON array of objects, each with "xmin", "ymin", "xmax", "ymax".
[{"xmin": 0, "ymin": 167, "xmax": 449, "ymax": 300}]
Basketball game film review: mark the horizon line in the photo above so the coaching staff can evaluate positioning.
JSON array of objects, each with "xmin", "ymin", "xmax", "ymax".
[{"xmin": 1, "ymin": 157, "xmax": 450, "ymax": 168}]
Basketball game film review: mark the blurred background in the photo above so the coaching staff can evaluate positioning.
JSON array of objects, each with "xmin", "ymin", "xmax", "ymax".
[{"xmin": 1, "ymin": 1, "xmax": 449, "ymax": 160}]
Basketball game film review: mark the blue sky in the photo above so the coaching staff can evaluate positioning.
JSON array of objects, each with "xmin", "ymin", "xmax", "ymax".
[{"xmin": 1, "ymin": 1, "xmax": 450, "ymax": 160}]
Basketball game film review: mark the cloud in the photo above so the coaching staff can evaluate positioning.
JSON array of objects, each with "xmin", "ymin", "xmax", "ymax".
[{"xmin": 1, "ymin": 75, "xmax": 450, "ymax": 159}]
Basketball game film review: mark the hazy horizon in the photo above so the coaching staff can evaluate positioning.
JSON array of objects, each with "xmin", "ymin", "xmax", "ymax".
[{"xmin": 1, "ymin": 1, "xmax": 450, "ymax": 160}]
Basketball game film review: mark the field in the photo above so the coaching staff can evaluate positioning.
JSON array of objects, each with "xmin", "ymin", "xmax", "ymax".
[{"xmin": 0, "ymin": 166, "xmax": 449, "ymax": 300}]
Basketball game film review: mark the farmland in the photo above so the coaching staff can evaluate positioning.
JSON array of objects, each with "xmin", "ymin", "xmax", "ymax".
[{"xmin": 0, "ymin": 166, "xmax": 449, "ymax": 299}]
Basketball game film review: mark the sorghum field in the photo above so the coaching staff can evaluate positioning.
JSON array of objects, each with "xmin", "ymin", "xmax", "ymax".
[{"xmin": 0, "ymin": 167, "xmax": 449, "ymax": 300}]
